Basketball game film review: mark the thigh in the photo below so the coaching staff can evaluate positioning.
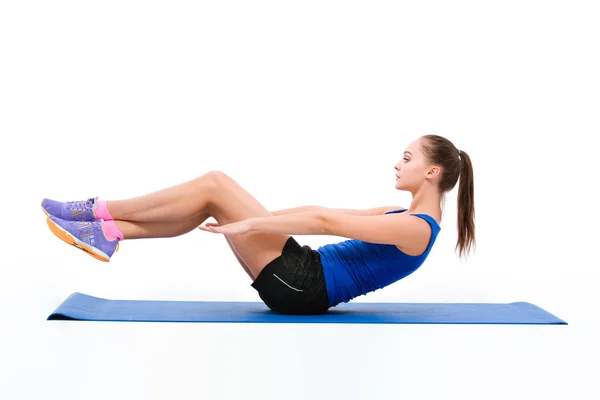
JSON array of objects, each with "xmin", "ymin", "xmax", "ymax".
[{"xmin": 206, "ymin": 171, "xmax": 291, "ymax": 279}]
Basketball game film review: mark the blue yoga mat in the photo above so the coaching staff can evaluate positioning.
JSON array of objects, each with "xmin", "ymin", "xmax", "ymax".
[{"xmin": 47, "ymin": 292, "xmax": 567, "ymax": 325}]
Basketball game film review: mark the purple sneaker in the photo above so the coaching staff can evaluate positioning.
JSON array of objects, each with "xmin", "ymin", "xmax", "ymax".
[
  {"xmin": 46, "ymin": 215, "xmax": 120, "ymax": 262},
  {"xmin": 41, "ymin": 197, "xmax": 100, "ymax": 221}
]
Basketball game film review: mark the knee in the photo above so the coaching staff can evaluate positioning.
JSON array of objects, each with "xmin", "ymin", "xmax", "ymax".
[
  {"xmin": 203, "ymin": 170, "xmax": 230, "ymax": 186},
  {"xmin": 200, "ymin": 170, "xmax": 234, "ymax": 199}
]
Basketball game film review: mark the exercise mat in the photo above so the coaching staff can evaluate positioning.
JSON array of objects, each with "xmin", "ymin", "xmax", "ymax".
[{"xmin": 47, "ymin": 292, "xmax": 567, "ymax": 324}]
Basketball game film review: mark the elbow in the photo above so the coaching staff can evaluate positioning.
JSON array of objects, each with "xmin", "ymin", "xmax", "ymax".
[{"xmin": 317, "ymin": 213, "xmax": 331, "ymax": 235}]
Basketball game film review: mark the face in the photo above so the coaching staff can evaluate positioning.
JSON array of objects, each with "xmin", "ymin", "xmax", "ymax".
[{"xmin": 394, "ymin": 138, "xmax": 439, "ymax": 192}]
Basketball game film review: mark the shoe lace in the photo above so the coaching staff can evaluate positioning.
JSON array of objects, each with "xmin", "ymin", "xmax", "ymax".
[{"xmin": 67, "ymin": 199, "xmax": 92, "ymax": 210}]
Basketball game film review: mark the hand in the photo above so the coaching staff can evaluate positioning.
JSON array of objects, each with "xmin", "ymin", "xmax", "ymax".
[{"xmin": 198, "ymin": 219, "xmax": 253, "ymax": 236}]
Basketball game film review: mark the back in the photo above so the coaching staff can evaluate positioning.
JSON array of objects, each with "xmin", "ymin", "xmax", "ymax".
[{"xmin": 315, "ymin": 209, "xmax": 441, "ymax": 307}]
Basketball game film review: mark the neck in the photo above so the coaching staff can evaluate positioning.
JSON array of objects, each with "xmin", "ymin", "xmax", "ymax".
[{"xmin": 407, "ymin": 183, "xmax": 441, "ymax": 214}]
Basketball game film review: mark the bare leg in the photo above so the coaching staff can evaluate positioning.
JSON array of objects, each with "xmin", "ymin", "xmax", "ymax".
[
  {"xmin": 106, "ymin": 172, "xmax": 216, "ymax": 222},
  {"xmin": 112, "ymin": 212, "xmax": 255, "ymax": 280},
  {"xmin": 113, "ymin": 213, "xmax": 209, "ymax": 239},
  {"xmin": 98, "ymin": 170, "xmax": 279, "ymax": 280}
]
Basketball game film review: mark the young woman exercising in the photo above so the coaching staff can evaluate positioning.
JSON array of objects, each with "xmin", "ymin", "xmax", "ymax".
[{"xmin": 41, "ymin": 134, "xmax": 475, "ymax": 315}]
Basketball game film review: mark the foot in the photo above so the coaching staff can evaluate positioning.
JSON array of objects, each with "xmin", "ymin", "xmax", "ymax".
[
  {"xmin": 46, "ymin": 215, "xmax": 120, "ymax": 262},
  {"xmin": 41, "ymin": 197, "xmax": 100, "ymax": 221}
]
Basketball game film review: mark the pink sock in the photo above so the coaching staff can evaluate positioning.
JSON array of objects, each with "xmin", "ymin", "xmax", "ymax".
[
  {"xmin": 102, "ymin": 220, "xmax": 124, "ymax": 241},
  {"xmin": 95, "ymin": 199, "xmax": 114, "ymax": 221}
]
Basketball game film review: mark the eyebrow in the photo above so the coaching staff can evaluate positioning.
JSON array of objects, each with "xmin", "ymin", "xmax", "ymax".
[{"xmin": 404, "ymin": 151, "xmax": 412, "ymax": 155}]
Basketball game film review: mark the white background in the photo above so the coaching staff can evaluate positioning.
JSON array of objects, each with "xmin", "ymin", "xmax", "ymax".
[{"xmin": 1, "ymin": 1, "xmax": 598, "ymax": 399}]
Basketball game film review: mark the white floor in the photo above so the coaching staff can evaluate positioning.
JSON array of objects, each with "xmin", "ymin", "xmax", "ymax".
[{"xmin": 1, "ymin": 269, "xmax": 597, "ymax": 400}]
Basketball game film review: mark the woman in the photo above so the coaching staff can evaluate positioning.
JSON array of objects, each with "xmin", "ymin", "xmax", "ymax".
[{"xmin": 41, "ymin": 134, "xmax": 475, "ymax": 315}]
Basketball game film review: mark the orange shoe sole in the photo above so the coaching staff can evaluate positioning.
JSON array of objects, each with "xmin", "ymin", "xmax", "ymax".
[{"xmin": 46, "ymin": 216, "xmax": 111, "ymax": 262}]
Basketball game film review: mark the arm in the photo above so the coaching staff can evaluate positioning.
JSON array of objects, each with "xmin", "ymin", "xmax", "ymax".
[
  {"xmin": 271, "ymin": 206, "xmax": 323, "ymax": 216},
  {"xmin": 322, "ymin": 213, "xmax": 431, "ymax": 252},
  {"xmin": 270, "ymin": 205, "xmax": 403, "ymax": 216},
  {"xmin": 250, "ymin": 211, "xmax": 327, "ymax": 235},
  {"xmin": 249, "ymin": 210, "xmax": 430, "ymax": 253}
]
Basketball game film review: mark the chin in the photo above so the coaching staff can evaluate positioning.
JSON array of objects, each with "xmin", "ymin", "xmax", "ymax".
[{"xmin": 395, "ymin": 181, "xmax": 410, "ymax": 192}]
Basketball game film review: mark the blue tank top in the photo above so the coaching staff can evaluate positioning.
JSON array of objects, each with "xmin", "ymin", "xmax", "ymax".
[{"xmin": 315, "ymin": 209, "xmax": 441, "ymax": 307}]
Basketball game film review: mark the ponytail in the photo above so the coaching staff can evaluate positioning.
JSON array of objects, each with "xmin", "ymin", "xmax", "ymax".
[{"xmin": 456, "ymin": 150, "xmax": 475, "ymax": 259}]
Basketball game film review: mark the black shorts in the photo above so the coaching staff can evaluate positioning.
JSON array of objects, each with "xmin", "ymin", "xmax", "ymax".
[{"xmin": 251, "ymin": 236, "xmax": 331, "ymax": 315}]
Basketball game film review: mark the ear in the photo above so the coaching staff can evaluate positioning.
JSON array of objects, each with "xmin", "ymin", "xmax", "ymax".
[{"xmin": 426, "ymin": 166, "xmax": 441, "ymax": 180}]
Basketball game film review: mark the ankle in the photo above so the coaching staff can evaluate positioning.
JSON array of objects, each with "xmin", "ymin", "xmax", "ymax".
[
  {"xmin": 102, "ymin": 220, "xmax": 124, "ymax": 241},
  {"xmin": 95, "ymin": 199, "xmax": 114, "ymax": 220}
]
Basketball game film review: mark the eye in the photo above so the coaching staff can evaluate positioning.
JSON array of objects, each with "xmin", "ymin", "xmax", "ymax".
[{"xmin": 403, "ymin": 157, "xmax": 409, "ymax": 162}]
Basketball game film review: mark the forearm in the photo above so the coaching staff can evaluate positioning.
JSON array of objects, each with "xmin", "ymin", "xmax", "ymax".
[
  {"xmin": 270, "ymin": 205, "xmax": 324, "ymax": 216},
  {"xmin": 250, "ymin": 211, "xmax": 327, "ymax": 235}
]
